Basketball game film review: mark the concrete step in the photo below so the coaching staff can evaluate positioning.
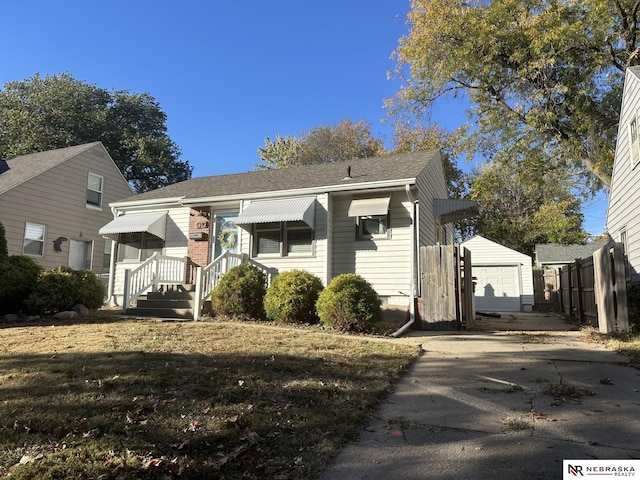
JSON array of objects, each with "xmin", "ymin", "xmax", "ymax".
[
  {"xmin": 147, "ymin": 290, "xmax": 196, "ymax": 301},
  {"xmin": 136, "ymin": 298, "xmax": 193, "ymax": 309},
  {"xmin": 125, "ymin": 307, "xmax": 194, "ymax": 320}
]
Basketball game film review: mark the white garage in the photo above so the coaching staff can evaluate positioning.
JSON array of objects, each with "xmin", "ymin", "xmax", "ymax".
[{"xmin": 460, "ymin": 236, "xmax": 534, "ymax": 312}]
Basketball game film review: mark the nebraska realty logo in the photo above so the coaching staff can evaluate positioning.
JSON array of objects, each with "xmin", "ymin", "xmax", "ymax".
[{"xmin": 563, "ymin": 460, "xmax": 639, "ymax": 478}]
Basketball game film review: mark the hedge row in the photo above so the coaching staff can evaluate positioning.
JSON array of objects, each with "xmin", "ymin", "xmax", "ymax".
[{"xmin": 210, "ymin": 265, "xmax": 382, "ymax": 333}]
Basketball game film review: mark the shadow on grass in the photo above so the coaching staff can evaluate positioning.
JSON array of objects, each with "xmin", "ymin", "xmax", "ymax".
[{"xmin": 0, "ymin": 344, "xmax": 416, "ymax": 479}]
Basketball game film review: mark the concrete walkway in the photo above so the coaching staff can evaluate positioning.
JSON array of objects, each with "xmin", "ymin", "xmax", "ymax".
[{"xmin": 319, "ymin": 313, "xmax": 640, "ymax": 480}]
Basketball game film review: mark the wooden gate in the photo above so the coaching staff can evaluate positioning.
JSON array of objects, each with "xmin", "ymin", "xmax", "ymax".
[
  {"xmin": 556, "ymin": 243, "xmax": 629, "ymax": 333},
  {"xmin": 419, "ymin": 245, "xmax": 473, "ymax": 330}
]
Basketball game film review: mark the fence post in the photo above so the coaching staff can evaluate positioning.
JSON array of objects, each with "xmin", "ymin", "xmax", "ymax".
[
  {"xmin": 594, "ymin": 245, "xmax": 616, "ymax": 333},
  {"xmin": 558, "ymin": 266, "xmax": 565, "ymax": 314},
  {"xmin": 463, "ymin": 247, "xmax": 475, "ymax": 330},
  {"xmin": 574, "ymin": 258, "xmax": 584, "ymax": 324},
  {"xmin": 123, "ymin": 269, "xmax": 131, "ymax": 314},
  {"xmin": 612, "ymin": 244, "xmax": 630, "ymax": 332},
  {"xmin": 193, "ymin": 266, "xmax": 202, "ymax": 321}
]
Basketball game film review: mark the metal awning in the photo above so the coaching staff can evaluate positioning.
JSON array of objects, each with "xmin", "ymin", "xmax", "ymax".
[
  {"xmin": 237, "ymin": 197, "xmax": 316, "ymax": 229},
  {"xmin": 99, "ymin": 211, "xmax": 168, "ymax": 240},
  {"xmin": 347, "ymin": 197, "xmax": 391, "ymax": 217},
  {"xmin": 433, "ymin": 199, "xmax": 479, "ymax": 225}
]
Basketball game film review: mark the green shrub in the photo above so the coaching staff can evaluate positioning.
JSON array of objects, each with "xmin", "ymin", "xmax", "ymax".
[
  {"xmin": 316, "ymin": 274, "xmax": 382, "ymax": 333},
  {"xmin": 264, "ymin": 269, "xmax": 324, "ymax": 324},
  {"xmin": 0, "ymin": 256, "xmax": 43, "ymax": 314},
  {"xmin": 0, "ymin": 221, "xmax": 8, "ymax": 261},
  {"xmin": 210, "ymin": 263, "xmax": 267, "ymax": 320},
  {"xmin": 25, "ymin": 266, "xmax": 105, "ymax": 315},
  {"xmin": 26, "ymin": 268, "xmax": 77, "ymax": 314},
  {"xmin": 72, "ymin": 268, "xmax": 106, "ymax": 310}
]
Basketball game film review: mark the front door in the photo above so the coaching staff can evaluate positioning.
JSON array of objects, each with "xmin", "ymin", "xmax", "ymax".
[
  {"xmin": 213, "ymin": 213, "xmax": 239, "ymax": 259},
  {"xmin": 68, "ymin": 239, "xmax": 93, "ymax": 270}
]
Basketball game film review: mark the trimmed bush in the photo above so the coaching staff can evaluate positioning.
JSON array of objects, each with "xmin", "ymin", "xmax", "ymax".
[
  {"xmin": 25, "ymin": 266, "xmax": 105, "ymax": 315},
  {"xmin": 72, "ymin": 268, "xmax": 106, "ymax": 310},
  {"xmin": 264, "ymin": 269, "xmax": 324, "ymax": 324},
  {"xmin": 316, "ymin": 274, "xmax": 382, "ymax": 333},
  {"xmin": 26, "ymin": 268, "xmax": 77, "ymax": 314},
  {"xmin": 0, "ymin": 256, "xmax": 43, "ymax": 314},
  {"xmin": 210, "ymin": 263, "xmax": 267, "ymax": 320}
]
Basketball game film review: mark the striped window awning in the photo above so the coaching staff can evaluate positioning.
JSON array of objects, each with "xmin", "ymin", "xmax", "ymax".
[
  {"xmin": 348, "ymin": 197, "xmax": 391, "ymax": 217},
  {"xmin": 237, "ymin": 197, "xmax": 316, "ymax": 229},
  {"xmin": 99, "ymin": 211, "xmax": 167, "ymax": 240}
]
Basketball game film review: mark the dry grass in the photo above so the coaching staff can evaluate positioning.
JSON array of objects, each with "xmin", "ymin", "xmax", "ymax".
[
  {"xmin": 581, "ymin": 326, "xmax": 640, "ymax": 369},
  {"xmin": 0, "ymin": 312, "xmax": 419, "ymax": 479}
]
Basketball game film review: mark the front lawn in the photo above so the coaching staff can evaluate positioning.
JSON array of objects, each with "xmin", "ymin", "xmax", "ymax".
[{"xmin": 0, "ymin": 314, "xmax": 418, "ymax": 479}]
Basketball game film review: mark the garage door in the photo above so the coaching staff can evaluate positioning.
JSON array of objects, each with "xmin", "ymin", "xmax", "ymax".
[{"xmin": 474, "ymin": 265, "xmax": 521, "ymax": 312}]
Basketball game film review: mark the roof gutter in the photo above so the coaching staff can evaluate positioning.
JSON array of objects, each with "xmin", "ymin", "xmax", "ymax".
[
  {"xmin": 178, "ymin": 178, "xmax": 417, "ymax": 206},
  {"xmin": 108, "ymin": 196, "xmax": 186, "ymax": 209}
]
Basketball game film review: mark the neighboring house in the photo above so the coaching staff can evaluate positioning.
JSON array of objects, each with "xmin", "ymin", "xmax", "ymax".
[
  {"xmin": 460, "ymin": 235, "xmax": 534, "ymax": 312},
  {"xmin": 0, "ymin": 142, "xmax": 133, "ymax": 274},
  {"xmin": 533, "ymin": 242, "xmax": 609, "ymax": 270},
  {"xmin": 607, "ymin": 66, "xmax": 640, "ymax": 283},
  {"xmin": 100, "ymin": 150, "xmax": 477, "ymax": 318}
]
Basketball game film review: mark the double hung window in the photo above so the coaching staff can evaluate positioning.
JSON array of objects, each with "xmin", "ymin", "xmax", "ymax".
[
  {"xmin": 23, "ymin": 222, "xmax": 46, "ymax": 256},
  {"xmin": 87, "ymin": 173, "xmax": 104, "ymax": 208},
  {"xmin": 253, "ymin": 221, "xmax": 314, "ymax": 256}
]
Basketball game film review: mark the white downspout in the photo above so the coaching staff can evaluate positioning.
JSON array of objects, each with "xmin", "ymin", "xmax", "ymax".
[{"xmin": 391, "ymin": 185, "xmax": 418, "ymax": 338}]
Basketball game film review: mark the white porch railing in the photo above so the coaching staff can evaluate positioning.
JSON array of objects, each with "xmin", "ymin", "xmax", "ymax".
[
  {"xmin": 193, "ymin": 251, "xmax": 277, "ymax": 319},
  {"xmin": 123, "ymin": 253, "xmax": 188, "ymax": 313}
]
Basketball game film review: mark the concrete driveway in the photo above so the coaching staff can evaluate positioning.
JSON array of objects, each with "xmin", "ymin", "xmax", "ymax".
[{"xmin": 319, "ymin": 312, "xmax": 640, "ymax": 480}]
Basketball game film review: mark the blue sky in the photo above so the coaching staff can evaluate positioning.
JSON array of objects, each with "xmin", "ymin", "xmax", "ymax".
[{"xmin": 1, "ymin": 1, "xmax": 607, "ymax": 235}]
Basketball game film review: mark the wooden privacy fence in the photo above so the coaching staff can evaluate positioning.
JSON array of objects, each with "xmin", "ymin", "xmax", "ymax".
[
  {"xmin": 419, "ymin": 245, "xmax": 474, "ymax": 330},
  {"xmin": 555, "ymin": 243, "xmax": 629, "ymax": 333}
]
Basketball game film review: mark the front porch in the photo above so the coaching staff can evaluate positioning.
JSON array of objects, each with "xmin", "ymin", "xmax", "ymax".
[{"xmin": 118, "ymin": 251, "xmax": 276, "ymax": 320}]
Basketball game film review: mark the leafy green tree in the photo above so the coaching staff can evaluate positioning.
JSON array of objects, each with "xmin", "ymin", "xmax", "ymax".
[
  {"xmin": 390, "ymin": 123, "xmax": 466, "ymax": 199},
  {"xmin": 470, "ymin": 156, "xmax": 587, "ymax": 256},
  {"xmin": 391, "ymin": 0, "xmax": 640, "ymax": 190},
  {"xmin": 0, "ymin": 73, "xmax": 192, "ymax": 193},
  {"xmin": 255, "ymin": 134, "xmax": 303, "ymax": 170},
  {"xmin": 255, "ymin": 119, "xmax": 386, "ymax": 169}
]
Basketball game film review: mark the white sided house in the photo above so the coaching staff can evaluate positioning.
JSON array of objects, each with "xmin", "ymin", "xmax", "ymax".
[
  {"xmin": 0, "ymin": 142, "xmax": 133, "ymax": 274},
  {"xmin": 100, "ymin": 150, "xmax": 475, "ymax": 321},
  {"xmin": 460, "ymin": 235, "xmax": 534, "ymax": 312},
  {"xmin": 607, "ymin": 66, "xmax": 640, "ymax": 284}
]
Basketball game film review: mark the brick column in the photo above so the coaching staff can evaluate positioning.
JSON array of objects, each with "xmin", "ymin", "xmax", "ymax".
[{"xmin": 187, "ymin": 207, "xmax": 212, "ymax": 283}]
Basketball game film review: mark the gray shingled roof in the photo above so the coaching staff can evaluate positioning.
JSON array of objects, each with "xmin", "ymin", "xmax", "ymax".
[
  {"xmin": 0, "ymin": 142, "xmax": 101, "ymax": 195},
  {"xmin": 534, "ymin": 242, "xmax": 609, "ymax": 264},
  {"xmin": 119, "ymin": 150, "xmax": 440, "ymax": 203}
]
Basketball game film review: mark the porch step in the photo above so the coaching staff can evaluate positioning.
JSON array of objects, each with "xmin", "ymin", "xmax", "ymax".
[
  {"xmin": 136, "ymin": 297, "xmax": 194, "ymax": 309},
  {"xmin": 125, "ymin": 283, "xmax": 195, "ymax": 320},
  {"xmin": 125, "ymin": 307, "xmax": 194, "ymax": 320}
]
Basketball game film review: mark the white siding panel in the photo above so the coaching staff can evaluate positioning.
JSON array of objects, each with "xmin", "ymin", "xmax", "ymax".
[
  {"xmin": 415, "ymin": 152, "xmax": 450, "ymax": 246},
  {"xmin": 331, "ymin": 191, "xmax": 413, "ymax": 299},
  {"xmin": 607, "ymin": 69, "xmax": 640, "ymax": 283}
]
